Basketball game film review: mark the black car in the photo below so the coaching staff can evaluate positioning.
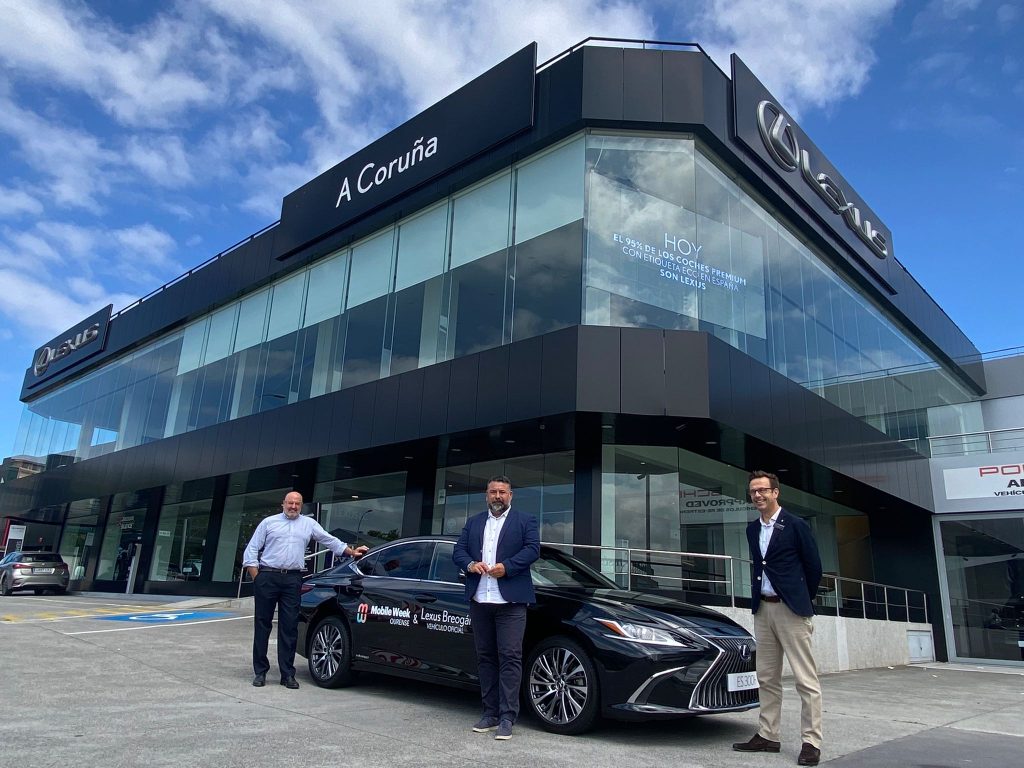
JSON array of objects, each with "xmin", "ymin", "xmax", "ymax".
[{"xmin": 297, "ymin": 536, "xmax": 758, "ymax": 734}]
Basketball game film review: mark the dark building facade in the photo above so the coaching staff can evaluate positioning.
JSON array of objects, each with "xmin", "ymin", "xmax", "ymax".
[{"xmin": 1, "ymin": 42, "xmax": 992, "ymax": 662}]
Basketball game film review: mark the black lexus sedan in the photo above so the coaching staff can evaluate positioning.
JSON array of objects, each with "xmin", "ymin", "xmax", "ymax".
[{"xmin": 297, "ymin": 536, "xmax": 758, "ymax": 734}]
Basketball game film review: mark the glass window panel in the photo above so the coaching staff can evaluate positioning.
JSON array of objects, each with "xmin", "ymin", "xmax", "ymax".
[
  {"xmin": 390, "ymin": 276, "xmax": 444, "ymax": 376},
  {"xmin": 204, "ymin": 303, "xmax": 238, "ymax": 364},
  {"xmin": 515, "ymin": 137, "xmax": 584, "ymax": 244},
  {"xmin": 347, "ymin": 229, "xmax": 395, "ymax": 309},
  {"xmin": 267, "ymin": 271, "xmax": 306, "ymax": 342},
  {"xmin": 176, "ymin": 318, "xmax": 207, "ymax": 375},
  {"xmin": 213, "ymin": 486, "xmax": 290, "ymax": 582},
  {"xmin": 341, "ymin": 297, "xmax": 388, "ymax": 388},
  {"xmin": 450, "ymin": 172, "xmax": 512, "ymax": 269},
  {"xmin": 304, "ymin": 251, "xmax": 348, "ymax": 328},
  {"xmin": 234, "ymin": 288, "xmax": 270, "ymax": 352},
  {"xmin": 447, "ymin": 251, "xmax": 507, "ymax": 358},
  {"xmin": 149, "ymin": 499, "xmax": 211, "ymax": 582},
  {"xmin": 396, "ymin": 202, "xmax": 449, "ymax": 291},
  {"xmin": 512, "ymin": 221, "xmax": 583, "ymax": 342}
]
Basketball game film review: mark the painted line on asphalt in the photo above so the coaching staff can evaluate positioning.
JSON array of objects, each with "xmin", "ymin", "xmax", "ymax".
[
  {"xmin": 2, "ymin": 606, "xmax": 191, "ymax": 623},
  {"xmin": 64, "ymin": 615, "xmax": 254, "ymax": 634}
]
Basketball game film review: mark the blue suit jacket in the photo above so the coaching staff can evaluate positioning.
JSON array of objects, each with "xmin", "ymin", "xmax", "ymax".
[
  {"xmin": 746, "ymin": 509, "xmax": 823, "ymax": 617},
  {"xmin": 452, "ymin": 508, "xmax": 540, "ymax": 604}
]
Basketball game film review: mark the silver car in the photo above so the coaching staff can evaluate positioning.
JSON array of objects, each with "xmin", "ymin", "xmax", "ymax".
[{"xmin": 0, "ymin": 551, "xmax": 70, "ymax": 595}]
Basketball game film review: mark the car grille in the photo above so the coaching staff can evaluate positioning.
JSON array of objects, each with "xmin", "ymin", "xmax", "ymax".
[{"xmin": 690, "ymin": 636, "xmax": 758, "ymax": 710}]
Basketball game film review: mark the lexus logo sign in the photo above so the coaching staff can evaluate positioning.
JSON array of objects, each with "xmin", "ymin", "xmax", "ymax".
[{"xmin": 756, "ymin": 100, "xmax": 888, "ymax": 260}]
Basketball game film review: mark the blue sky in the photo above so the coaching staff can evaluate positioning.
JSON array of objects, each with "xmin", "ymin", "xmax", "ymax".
[{"xmin": 0, "ymin": 0, "xmax": 1021, "ymax": 458}]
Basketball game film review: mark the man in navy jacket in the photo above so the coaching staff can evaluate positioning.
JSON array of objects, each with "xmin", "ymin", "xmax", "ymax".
[
  {"xmin": 733, "ymin": 470, "xmax": 824, "ymax": 766},
  {"xmin": 452, "ymin": 475, "xmax": 540, "ymax": 741}
]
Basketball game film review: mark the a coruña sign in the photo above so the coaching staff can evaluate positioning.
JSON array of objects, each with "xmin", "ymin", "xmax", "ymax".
[
  {"xmin": 26, "ymin": 304, "xmax": 112, "ymax": 388},
  {"xmin": 275, "ymin": 43, "xmax": 537, "ymax": 259}
]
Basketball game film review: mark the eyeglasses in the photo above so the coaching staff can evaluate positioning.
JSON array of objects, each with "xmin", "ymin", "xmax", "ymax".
[{"xmin": 749, "ymin": 488, "xmax": 776, "ymax": 497}]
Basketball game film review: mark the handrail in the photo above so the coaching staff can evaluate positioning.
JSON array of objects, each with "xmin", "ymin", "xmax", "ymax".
[
  {"xmin": 537, "ymin": 37, "xmax": 711, "ymax": 72},
  {"xmin": 235, "ymin": 547, "xmax": 335, "ymax": 599},
  {"xmin": 234, "ymin": 541, "xmax": 928, "ymax": 624},
  {"xmin": 111, "ymin": 220, "xmax": 280, "ymax": 321},
  {"xmin": 541, "ymin": 542, "xmax": 928, "ymax": 623}
]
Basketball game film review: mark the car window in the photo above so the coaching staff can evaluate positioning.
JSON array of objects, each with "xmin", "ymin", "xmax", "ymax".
[
  {"xmin": 22, "ymin": 553, "xmax": 64, "ymax": 563},
  {"xmin": 427, "ymin": 542, "xmax": 461, "ymax": 583},
  {"xmin": 356, "ymin": 542, "xmax": 430, "ymax": 579},
  {"xmin": 531, "ymin": 548, "xmax": 617, "ymax": 588}
]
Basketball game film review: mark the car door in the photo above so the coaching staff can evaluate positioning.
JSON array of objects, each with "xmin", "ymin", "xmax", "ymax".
[
  {"xmin": 406, "ymin": 541, "xmax": 479, "ymax": 685},
  {"xmin": 348, "ymin": 541, "xmax": 431, "ymax": 673}
]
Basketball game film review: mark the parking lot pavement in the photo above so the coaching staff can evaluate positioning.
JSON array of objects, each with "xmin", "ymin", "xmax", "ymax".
[{"xmin": 1, "ymin": 595, "xmax": 1022, "ymax": 768}]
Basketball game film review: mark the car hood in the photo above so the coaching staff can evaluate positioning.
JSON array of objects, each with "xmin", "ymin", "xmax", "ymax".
[{"xmin": 537, "ymin": 586, "xmax": 749, "ymax": 637}]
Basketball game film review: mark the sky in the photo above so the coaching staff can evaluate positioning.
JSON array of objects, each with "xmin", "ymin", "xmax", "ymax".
[{"xmin": 0, "ymin": 0, "xmax": 1021, "ymax": 458}]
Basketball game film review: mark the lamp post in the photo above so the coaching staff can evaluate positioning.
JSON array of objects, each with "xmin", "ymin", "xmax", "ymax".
[{"xmin": 355, "ymin": 508, "xmax": 373, "ymax": 544}]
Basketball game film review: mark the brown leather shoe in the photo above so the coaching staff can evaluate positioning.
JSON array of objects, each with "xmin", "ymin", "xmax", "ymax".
[
  {"xmin": 798, "ymin": 743, "xmax": 821, "ymax": 765},
  {"xmin": 732, "ymin": 733, "xmax": 781, "ymax": 752}
]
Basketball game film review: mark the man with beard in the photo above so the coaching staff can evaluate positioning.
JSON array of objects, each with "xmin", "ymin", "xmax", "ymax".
[{"xmin": 453, "ymin": 475, "xmax": 540, "ymax": 741}]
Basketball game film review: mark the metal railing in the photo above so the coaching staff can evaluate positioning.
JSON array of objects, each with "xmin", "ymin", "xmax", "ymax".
[
  {"xmin": 236, "ymin": 542, "xmax": 929, "ymax": 624},
  {"xmin": 542, "ymin": 542, "xmax": 929, "ymax": 623},
  {"xmin": 928, "ymin": 426, "xmax": 1024, "ymax": 457},
  {"xmin": 235, "ymin": 547, "xmax": 333, "ymax": 599}
]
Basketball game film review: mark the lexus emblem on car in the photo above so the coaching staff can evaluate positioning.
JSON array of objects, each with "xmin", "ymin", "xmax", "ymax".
[{"xmin": 739, "ymin": 643, "xmax": 752, "ymax": 662}]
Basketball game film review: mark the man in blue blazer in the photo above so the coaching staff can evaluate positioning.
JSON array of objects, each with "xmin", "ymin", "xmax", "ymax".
[
  {"xmin": 733, "ymin": 471, "xmax": 824, "ymax": 766},
  {"xmin": 452, "ymin": 475, "xmax": 540, "ymax": 741}
]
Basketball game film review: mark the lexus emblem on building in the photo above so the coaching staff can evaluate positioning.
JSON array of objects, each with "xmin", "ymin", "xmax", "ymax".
[{"xmin": 756, "ymin": 101, "xmax": 799, "ymax": 171}]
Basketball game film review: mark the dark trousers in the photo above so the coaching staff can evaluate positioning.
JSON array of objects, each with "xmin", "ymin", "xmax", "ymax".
[
  {"xmin": 253, "ymin": 570, "xmax": 301, "ymax": 678},
  {"xmin": 470, "ymin": 600, "xmax": 527, "ymax": 723}
]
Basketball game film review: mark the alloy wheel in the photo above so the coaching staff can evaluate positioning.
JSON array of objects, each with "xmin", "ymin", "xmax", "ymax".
[
  {"xmin": 528, "ymin": 645, "xmax": 590, "ymax": 725},
  {"xmin": 310, "ymin": 621, "xmax": 345, "ymax": 680}
]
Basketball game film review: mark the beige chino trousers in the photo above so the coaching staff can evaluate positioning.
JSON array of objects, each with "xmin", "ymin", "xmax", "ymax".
[{"xmin": 753, "ymin": 599, "xmax": 822, "ymax": 748}]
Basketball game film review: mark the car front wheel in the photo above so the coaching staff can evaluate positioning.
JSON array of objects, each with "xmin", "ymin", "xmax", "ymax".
[
  {"xmin": 523, "ymin": 636, "xmax": 600, "ymax": 735},
  {"xmin": 307, "ymin": 615, "xmax": 354, "ymax": 688}
]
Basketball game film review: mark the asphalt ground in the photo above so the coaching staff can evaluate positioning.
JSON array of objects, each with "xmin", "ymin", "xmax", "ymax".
[{"xmin": 1, "ymin": 593, "xmax": 1022, "ymax": 768}]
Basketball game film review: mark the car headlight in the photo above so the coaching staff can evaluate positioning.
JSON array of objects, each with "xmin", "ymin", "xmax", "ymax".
[{"xmin": 594, "ymin": 618, "xmax": 707, "ymax": 649}]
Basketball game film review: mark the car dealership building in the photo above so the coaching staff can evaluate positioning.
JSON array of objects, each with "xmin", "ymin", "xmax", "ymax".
[{"xmin": 2, "ymin": 41, "xmax": 1021, "ymax": 667}]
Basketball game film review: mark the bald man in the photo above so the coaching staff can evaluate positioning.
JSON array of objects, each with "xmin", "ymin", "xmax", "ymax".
[{"xmin": 242, "ymin": 491, "xmax": 367, "ymax": 688}]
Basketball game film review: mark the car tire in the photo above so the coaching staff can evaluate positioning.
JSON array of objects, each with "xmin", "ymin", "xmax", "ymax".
[
  {"xmin": 0, "ymin": 574, "xmax": 11, "ymax": 596},
  {"xmin": 523, "ymin": 635, "xmax": 600, "ymax": 735},
  {"xmin": 307, "ymin": 615, "xmax": 354, "ymax": 688}
]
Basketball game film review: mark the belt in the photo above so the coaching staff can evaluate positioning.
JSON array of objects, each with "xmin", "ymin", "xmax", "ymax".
[
  {"xmin": 760, "ymin": 594, "xmax": 782, "ymax": 603},
  {"xmin": 259, "ymin": 567, "xmax": 303, "ymax": 574}
]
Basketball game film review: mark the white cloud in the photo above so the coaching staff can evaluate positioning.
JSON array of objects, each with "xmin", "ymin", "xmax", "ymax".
[
  {"xmin": 0, "ymin": 1, "xmax": 219, "ymax": 126},
  {"xmin": 124, "ymin": 135, "xmax": 194, "ymax": 187},
  {"xmin": 0, "ymin": 94, "xmax": 115, "ymax": 212},
  {"xmin": 692, "ymin": 0, "xmax": 898, "ymax": 115},
  {"xmin": 0, "ymin": 186, "xmax": 44, "ymax": 217},
  {"xmin": 0, "ymin": 267, "xmax": 135, "ymax": 337}
]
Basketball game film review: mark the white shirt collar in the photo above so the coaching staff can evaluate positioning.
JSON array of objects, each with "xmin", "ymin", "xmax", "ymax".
[{"xmin": 760, "ymin": 509, "xmax": 781, "ymax": 528}]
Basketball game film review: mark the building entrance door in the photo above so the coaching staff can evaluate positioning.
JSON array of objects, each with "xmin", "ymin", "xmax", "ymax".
[{"xmin": 937, "ymin": 514, "xmax": 1024, "ymax": 665}]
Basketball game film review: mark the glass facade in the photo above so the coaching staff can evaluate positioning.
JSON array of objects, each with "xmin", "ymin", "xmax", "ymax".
[
  {"xmin": 433, "ymin": 452, "xmax": 575, "ymax": 543},
  {"xmin": 600, "ymin": 445, "xmax": 867, "ymax": 596},
  {"xmin": 13, "ymin": 131, "xmax": 973, "ymax": 468}
]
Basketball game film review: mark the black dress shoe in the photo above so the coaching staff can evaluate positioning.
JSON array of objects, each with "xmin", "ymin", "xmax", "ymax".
[
  {"xmin": 252, "ymin": 673, "xmax": 266, "ymax": 687},
  {"xmin": 798, "ymin": 743, "xmax": 821, "ymax": 766},
  {"xmin": 280, "ymin": 676, "xmax": 300, "ymax": 689},
  {"xmin": 732, "ymin": 734, "xmax": 781, "ymax": 752}
]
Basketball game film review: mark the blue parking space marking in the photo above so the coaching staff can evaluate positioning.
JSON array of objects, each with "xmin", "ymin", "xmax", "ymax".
[{"xmin": 99, "ymin": 611, "xmax": 234, "ymax": 623}]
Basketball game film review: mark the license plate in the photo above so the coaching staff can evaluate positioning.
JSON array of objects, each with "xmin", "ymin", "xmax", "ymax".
[
  {"xmin": 32, "ymin": 567, "xmax": 54, "ymax": 574},
  {"xmin": 728, "ymin": 672, "xmax": 758, "ymax": 691}
]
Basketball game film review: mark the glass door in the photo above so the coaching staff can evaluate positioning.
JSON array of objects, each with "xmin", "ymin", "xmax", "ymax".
[{"xmin": 936, "ymin": 514, "xmax": 1024, "ymax": 664}]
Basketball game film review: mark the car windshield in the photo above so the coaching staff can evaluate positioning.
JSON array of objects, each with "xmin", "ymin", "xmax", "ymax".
[{"xmin": 531, "ymin": 548, "xmax": 617, "ymax": 589}]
